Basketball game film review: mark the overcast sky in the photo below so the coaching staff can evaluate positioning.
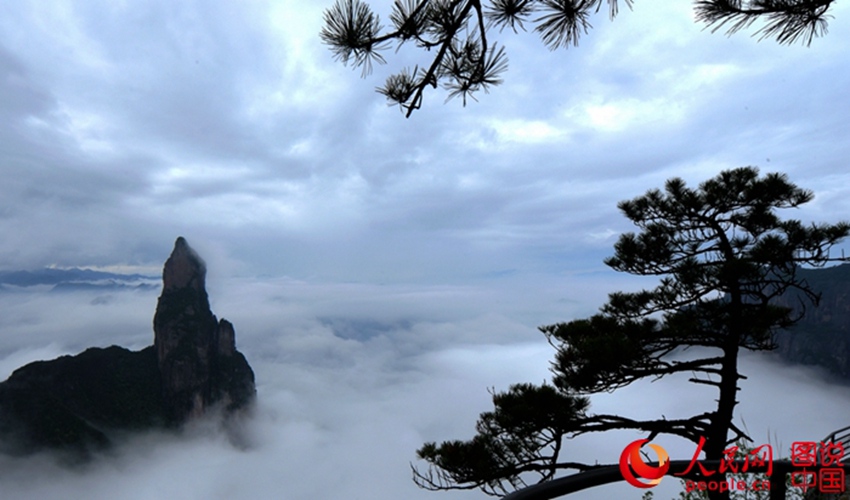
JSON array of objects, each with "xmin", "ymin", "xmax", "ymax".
[{"xmin": 1, "ymin": 1, "xmax": 850, "ymax": 499}]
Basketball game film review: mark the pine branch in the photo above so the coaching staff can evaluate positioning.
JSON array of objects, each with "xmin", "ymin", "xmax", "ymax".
[
  {"xmin": 323, "ymin": 0, "xmax": 837, "ymax": 115},
  {"xmin": 694, "ymin": 0, "xmax": 834, "ymax": 45}
]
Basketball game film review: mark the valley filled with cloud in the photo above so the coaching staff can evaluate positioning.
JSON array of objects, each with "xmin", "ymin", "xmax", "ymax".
[{"xmin": 2, "ymin": 278, "xmax": 850, "ymax": 499}]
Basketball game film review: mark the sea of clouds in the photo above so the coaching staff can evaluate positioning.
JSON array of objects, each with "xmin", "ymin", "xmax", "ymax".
[{"xmin": 1, "ymin": 276, "xmax": 849, "ymax": 500}]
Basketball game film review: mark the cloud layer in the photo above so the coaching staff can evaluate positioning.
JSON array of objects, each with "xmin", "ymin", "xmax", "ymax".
[
  {"xmin": 2, "ymin": 280, "xmax": 850, "ymax": 500},
  {"xmin": 0, "ymin": 1, "xmax": 848, "ymax": 281}
]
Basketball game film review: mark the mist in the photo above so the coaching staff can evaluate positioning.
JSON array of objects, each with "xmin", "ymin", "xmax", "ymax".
[{"xmin": 1, "ymin": 278, "xmax": 849, "ymax": 500}]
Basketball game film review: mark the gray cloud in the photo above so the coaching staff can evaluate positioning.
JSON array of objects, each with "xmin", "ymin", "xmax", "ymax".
[{"xmin": 0, "ymin": 1, "xmax": 847, "ymax": 278}]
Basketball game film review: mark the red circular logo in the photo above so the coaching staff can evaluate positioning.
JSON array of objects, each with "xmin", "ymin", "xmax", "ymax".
[{"xmin": 619, "ymin": 439, "xmax": 670, "ymax": 488}]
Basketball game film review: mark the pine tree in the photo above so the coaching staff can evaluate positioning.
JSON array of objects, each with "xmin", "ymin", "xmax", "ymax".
[{"xmin": 412, "ymin": 167, "xmax": 849, "ymax": 500}]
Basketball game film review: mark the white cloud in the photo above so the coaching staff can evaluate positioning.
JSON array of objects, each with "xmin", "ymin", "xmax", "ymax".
[
  {"xmin": 486, "ymin": 118, "xmax": 569, "ymax": 145},
  {"xmin": 2, "ymin": 280, "xmax": 850, "ymax": 500}
]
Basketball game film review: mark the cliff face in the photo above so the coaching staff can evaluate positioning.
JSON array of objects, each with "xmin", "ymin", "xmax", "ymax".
[
  {"xmin": 0, "ymin": 237, "xmax": 255, "ymax": 455},
  {"xmin": 773, "ymin": 264, "xmax": 850, "ymax": 378},
  {"xmin": 153, "ymin": 237, "xmax": 254, "ymax": 423}
]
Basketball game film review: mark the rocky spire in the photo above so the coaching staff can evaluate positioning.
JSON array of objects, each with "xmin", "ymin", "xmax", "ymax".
[
  {"xmin": 153, "ymin": 237, "xmax": 255, "ymax": 424},
  {"xmin": 161, "ymin": 236, "xmax": 206, "ymax": 292},
  {"xmin": 0, "ymin": 237, "xmax": 256, "ymax": 456}
]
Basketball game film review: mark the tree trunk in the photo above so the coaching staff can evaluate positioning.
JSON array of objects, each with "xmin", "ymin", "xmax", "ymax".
[{"xmin": 704, "ymin": 338, "xmax": 740, "ymax": 500}]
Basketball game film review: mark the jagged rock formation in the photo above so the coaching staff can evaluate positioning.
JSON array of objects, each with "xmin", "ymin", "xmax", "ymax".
[
  {"xmin": 153, "ymin": 237, "xmax": 254, "ymax": 423},
  {"xmin": 0, "ymin": 237, "xmax": 255, "ymax": 455}
]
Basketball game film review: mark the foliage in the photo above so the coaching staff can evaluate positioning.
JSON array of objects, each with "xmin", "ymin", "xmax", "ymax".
[
  {"xmin": 414, "ymin": 383, "xmax": 592, "ymax": 496},
  {"xmin": 320, "ymin": 0, "xmax": 838, "ymax": 116},
  {"xmin": 412, "ymin": 167, "xmax": 850, "ymax": 498}
]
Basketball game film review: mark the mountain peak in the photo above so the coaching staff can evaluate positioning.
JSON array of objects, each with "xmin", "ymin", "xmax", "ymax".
[
  {"xmin": 162, "ymin": 237, "xmax": 206, "ymax": 292},
  {"xmin": 154, "ymin": 237, "xmax": 254, "ymax": 423},
  {"xmin": 0, "ymin": 238, "xmax": 255, "ymax": 455}
]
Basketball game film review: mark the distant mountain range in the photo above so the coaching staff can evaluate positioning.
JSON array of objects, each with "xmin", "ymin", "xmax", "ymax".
[{"xmin": 0, "ymin": 268, "xmax": 158, "ymax": 292}]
